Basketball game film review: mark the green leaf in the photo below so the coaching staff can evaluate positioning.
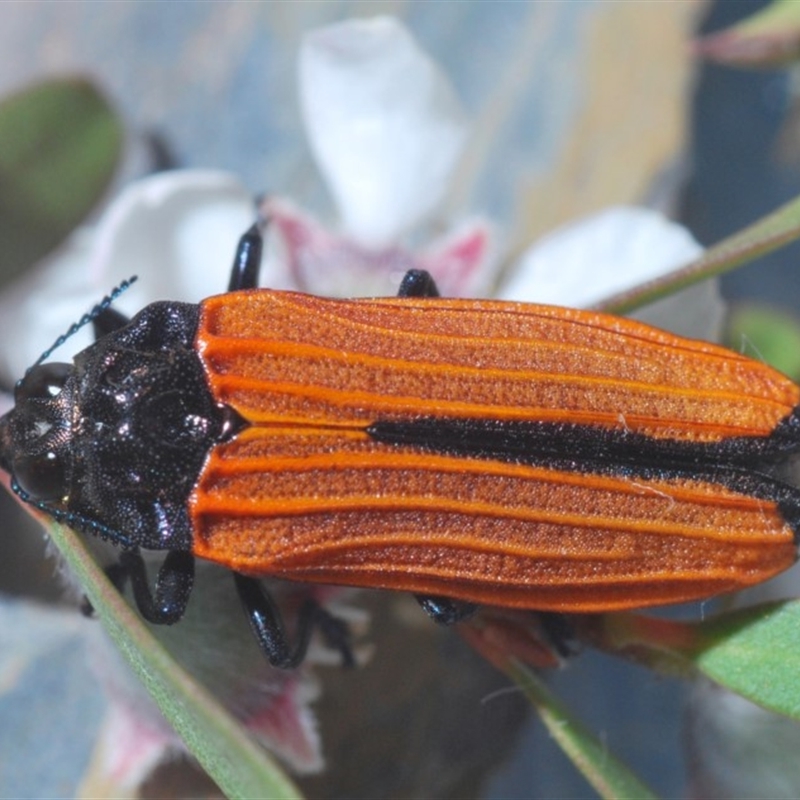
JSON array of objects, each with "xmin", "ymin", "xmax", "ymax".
[
  {"xmin": 726, "ymin": 305, "xmax": 800, "ymax": 380},
  {"xmin": 506, "ymin": 661, "xmax": 659, "ymax": 800},
  {"xmin": 583, "ymin": 603, "xmax": 800, "ymax": 723},
  {"xmin": 45, "ymin": 520, "xmax": 304, "ymax": 800},
  {"xmin": 0, "ymin": 78, "xmax": 122, "ymax": 284},
  {"xmin": 691, "ymin": 601, "xmax": 800, "ymax": 720},
  {"xmin": 694, "ymin": 0, "xmax": 800, "ymax": 69},
  {"xmin": 598, "ymin": 192, "xmax": 800, "ymax": 314}
]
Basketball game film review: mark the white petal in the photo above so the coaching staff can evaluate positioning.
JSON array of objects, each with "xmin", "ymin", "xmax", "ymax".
[
  {"xmin": 498, "ymin": 206, "xmax": 722, "ymax": 340},
  {"xmin": 498, "ymin": 206, "xmax": 702, "ymax": 307},
  {"xmin": 88, "ymin": 169, "xmax": 257, "ymax": 305},
  {"xmin": 0, "ymin": 171, "xmax": 259, "ymax": 383},
  {"xmin": 0, "ymin": 229, "xmax": 97, "ymax": 381},
  {"xmin": 300, "ymin": 17, "xmax": 467, "ymax": 247}
]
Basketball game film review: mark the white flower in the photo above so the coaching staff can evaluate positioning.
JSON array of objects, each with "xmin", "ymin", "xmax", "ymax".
[
  {"xmin": 499, "ymin": 205, "xmax": 720, "ymax": 340},
  {"xmin": 300, "ymin": 17, "xmax": 467, "ymax": 247}
]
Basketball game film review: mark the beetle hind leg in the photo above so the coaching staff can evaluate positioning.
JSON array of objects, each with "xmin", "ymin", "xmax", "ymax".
[
  {"xmin": 415, "ymin": 594, "xmax": 477, "ymax": 625},
  {"xmin": 537, "ymin": 612, "xmax": 579, "ymax": 659}
]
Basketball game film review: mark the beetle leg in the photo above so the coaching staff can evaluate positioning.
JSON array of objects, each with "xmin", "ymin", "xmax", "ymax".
[
  {"xmin": 228, "ymin": 223, "xmax": 264, "ymax": 292},
  {"xmin": 397, "ymin": 269, "xmax": 441, "ymax": 298},
  {"xmin": 537, "ymin": 612, "xmax": 578, "ymax": 659},
  {"xmin": 118, "ymin": 549, "xmax": 195, "ymax": 625},
  {"xmin": 415, "ymin": 594, "xmax": 477, "ymax": 625},
  {"xmin": 233, "ymin": 573, "xmax": 355, "ymax": 668},
  {"xmin": 401, "ymin": 277, "xmax": 472, "ymax": 626},
  {"xmin": 314, "ymin": 603, "xmax": 356, "ymax": 668},
  {"xmin": 92, "ymin": 306, "xmax": 131, "ymax": 340}
]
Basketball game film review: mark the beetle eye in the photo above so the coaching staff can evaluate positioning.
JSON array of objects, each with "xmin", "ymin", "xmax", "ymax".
[
  {"xmin": 15, "ymin": 363, "xmax": 72, "ymax": 403},
  {"xmin": 13, "ymin": 451, "xmax": 67, "ymax": 501}
]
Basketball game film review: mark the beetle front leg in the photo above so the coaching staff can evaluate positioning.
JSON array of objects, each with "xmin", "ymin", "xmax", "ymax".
[
  {"xmin": 234, "ymin": 573, "xmax": 354, "ymax": 669},
  {"xmin": 119, "ymin": 549, "xmax": 195, "ymax": 625}
]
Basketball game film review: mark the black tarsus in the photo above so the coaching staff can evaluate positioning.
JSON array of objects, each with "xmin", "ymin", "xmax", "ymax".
[
  {"xmin": 228, "ymin": 223, "xmax": 264, "ymax": 292},
  {"xmin": 415, "ymin": 594, "xmax": 477, "ymax": 625},
  {"xmin": 398, "ymin": 269, "xmax": 441, "ymax": 298},
  {"xmin": 537, "ymin": 612, "xmax": 579, "ymax": 659},
  {"xmin": 119, "ymin": 549, "xmax": 195, "ymax": 625},
  {"xmin": 234, "ymin": 573, "xmax": 355, "ymax": 669}
]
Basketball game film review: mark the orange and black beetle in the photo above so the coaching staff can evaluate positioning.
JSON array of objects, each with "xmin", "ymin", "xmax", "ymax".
[{"xmin": 2, "ymin": 223, "xmax": 799, "ymax": 667}]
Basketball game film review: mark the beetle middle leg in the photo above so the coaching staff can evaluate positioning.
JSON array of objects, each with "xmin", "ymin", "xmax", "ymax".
[
  {"xmin": 400, "ymin": 271, "xmax": 477, "ymax": 626},
  {"xmin": 398, "ymin": 269, "xmax": 441, "ymax": 298},
  {"xmin": 537, "ymin": 612, "xmax": 578, "ymax": 659},
  {"xmin": 400, "ymin": 270, "xmax": 475, "ymax": 625},
  {"xmin": 228, "ymin": 223, "xmax": 264, "ymax": 292},
  {"xmin": 234, "ymin": 573, "xmax": 355, "ymax": 669}
]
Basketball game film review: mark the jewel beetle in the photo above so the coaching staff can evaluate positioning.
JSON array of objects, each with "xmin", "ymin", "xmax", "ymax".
[{"xmin": 2, "ymin": 222, "xmax": 800, "ymax": 668}]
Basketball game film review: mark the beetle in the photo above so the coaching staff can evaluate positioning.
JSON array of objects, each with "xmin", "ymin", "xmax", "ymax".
[{"xmin": 1, "ymin": 221, "xmax": 799, "ymax": 668}]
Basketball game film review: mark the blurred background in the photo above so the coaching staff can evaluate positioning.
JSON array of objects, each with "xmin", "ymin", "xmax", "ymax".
[{"xmin": 1, "ymin": 1, "xmax": 799, "ymax": 798}]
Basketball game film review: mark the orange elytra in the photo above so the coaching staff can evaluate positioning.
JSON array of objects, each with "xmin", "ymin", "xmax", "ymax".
[{"xmin": 1, "ymin": 223, "xmax": 797, "ymax": 667}]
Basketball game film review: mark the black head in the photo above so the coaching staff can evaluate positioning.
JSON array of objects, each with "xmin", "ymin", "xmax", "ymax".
[
  {"xmin": 0, "ymin": 277, "xmax": 142, "ymax": 510},
  {"xmin": 0, "ymin": 362, "xmax": 75, "ymax": 504}
]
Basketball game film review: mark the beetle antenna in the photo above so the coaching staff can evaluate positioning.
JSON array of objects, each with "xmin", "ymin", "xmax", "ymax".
[{"xmin": 27, "ymin": 276, "xmax": 138, "ymax": 373}]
